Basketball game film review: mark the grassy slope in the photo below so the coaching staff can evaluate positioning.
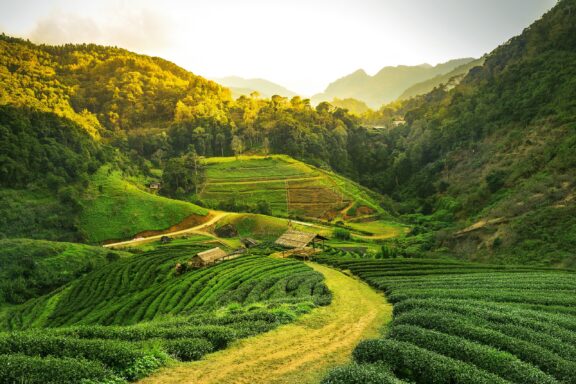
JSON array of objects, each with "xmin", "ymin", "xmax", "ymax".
[
  {"xmin": 0, "ymin": 239, "xmax": 127, "ymax": 306},
  {"xmin": 80, "ymin": 167, "xmax": 209, "ymax": 243},
  {"xmin": 139, "ymin": 263, "xmax": 392, "ymax": 384},
  {"xmin": 199, "ymin": 155, "xmax": 385, "ymax": 220}
]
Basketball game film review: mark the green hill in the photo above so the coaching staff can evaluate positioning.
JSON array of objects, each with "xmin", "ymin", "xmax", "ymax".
[
  {"xmin": 0, "ymin": 239, "xmax": 126, "ymax": 306},
  {"xmin": 80, "ymin": 167, "xmax": 209, "ymax": 244},
  {"xmin": 197, "ymin": 155, "xmax": 385, "ymax": 221},
  {"xmin": 351, "ymin": 0, "xmax": 576, "ymax": 267},
  {"xmin": 398, "ymin": 58, "xmax": 485, "ymax": 100}
]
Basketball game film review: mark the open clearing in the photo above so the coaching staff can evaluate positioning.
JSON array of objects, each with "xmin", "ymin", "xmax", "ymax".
[{"xmin": 139, "ymin": 263, "xmax": 392, "ymax": 384}]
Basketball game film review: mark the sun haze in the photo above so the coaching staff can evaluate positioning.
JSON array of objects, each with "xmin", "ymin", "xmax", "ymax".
[{"xmin": 0, "ymin": 0, "xmax": 557, "ymax": 95}]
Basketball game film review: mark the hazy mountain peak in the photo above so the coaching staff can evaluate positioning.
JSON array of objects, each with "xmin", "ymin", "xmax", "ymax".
[
  {"xmin": 313, "ymin": 58, "xmax": 476, "ymax": 108},
  {"xmin": 214, "ymin": 76, "xmax": 297, "ymax": 98}
]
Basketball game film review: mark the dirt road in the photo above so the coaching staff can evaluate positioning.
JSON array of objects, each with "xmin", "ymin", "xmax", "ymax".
[
  {"xmin": 103, "ymin": 211, "xmax": 229, "ymax": 248},
  {"xmin": 139, "ymin": 262, "xmax": 392, "ymax": 384}
]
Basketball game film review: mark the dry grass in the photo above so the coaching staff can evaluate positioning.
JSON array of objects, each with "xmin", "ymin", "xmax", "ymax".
[{"xmin": 138, "ymin": 263, "xmax": 392, "ymax": 384}]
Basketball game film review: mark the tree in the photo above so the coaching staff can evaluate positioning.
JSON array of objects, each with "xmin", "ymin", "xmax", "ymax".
[
  {"xmin": 263, "ymin": 137, "xmax": 270, "ymax": 157},
  {"xmin": 231, "ymin": 135, "xmax": 244, "ymax": 160}
]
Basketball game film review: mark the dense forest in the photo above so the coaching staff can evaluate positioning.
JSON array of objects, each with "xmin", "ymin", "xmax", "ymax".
[{"xmin": 1, "ymin": 0, "xmax": 575, "ymax": 265}]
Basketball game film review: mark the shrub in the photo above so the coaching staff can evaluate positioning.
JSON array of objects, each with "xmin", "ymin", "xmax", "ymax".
[
  {"xmin": 321, "ymin": 363, "xmax": 406, "ymax": 384},
  {"xmin": 333, "ymin": 228, "xmax": 351, "ymax": 240},
  {"xmin": 163, "ymin": 338, "xmax": 214, "ymax": 361}
]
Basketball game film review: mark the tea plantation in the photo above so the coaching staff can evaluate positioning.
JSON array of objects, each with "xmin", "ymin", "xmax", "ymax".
[
  {"xmin": 0, "ymin": 244, "xmax": 331, "ymax": 383},
  {"xmin": 317, "ymin": 251, "xmax": 576, "ymax": 384}
]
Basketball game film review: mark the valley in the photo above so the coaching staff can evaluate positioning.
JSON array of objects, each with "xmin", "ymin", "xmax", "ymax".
[{"xmin": 0, "ymin": 0, "xmax": 575, "ymax": 383}]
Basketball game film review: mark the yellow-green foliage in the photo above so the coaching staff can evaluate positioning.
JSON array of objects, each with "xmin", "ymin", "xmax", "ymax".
[{"xmin": 80, "ymin": 167, "xmax": 208, "ymax": 243}]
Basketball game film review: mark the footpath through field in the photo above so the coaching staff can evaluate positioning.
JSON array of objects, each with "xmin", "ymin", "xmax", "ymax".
[
  {"xmin": 139, "ymin": 263, "xmax": 392, "ymax": 384},
  {"xmin": 103, "ymin": 211, "xmax": 229, "ymax": 248}
]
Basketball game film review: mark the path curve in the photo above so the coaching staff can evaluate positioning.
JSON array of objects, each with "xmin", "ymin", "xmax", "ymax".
[
  {"xmin": 103, "ymin": 211, "xmax": 229, "ymax": 248},
  {"xmin": 139, "ymin": 263, "xmax": 392, "ymax": 384}
]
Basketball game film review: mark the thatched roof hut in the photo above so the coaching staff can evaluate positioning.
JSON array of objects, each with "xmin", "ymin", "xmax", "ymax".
[
  {"xmin": 275, "ymin": 229, "xmax": 328, "ymax": 249},
  {"xmin": 191, "ymin": 247, "xmax": 228, "ymax": 267}
]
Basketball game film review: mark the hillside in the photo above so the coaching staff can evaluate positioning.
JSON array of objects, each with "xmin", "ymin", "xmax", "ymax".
[
  {"xmin": 352, "ymin": 0, "xmax": 576, "ymax": 266},
  {"xmin": 80, "ymin": 167, "xmax": 209, "ymax": 244},
  {"xmin": 312, "ymin": 58, "xmax": 475, "ymax": 108},
  {"xmin": 214, "ymin": 76, "xmax": 297, "ymax": 99},
  {"xmin": 398, "ymin": 58, "xmax": 485, "ymax": 100},
  {"xmin": 0, "ymin": 34, "xmax": 231, "ymax": 136},
  {"xmin": 196, "ymin": 155, "xmax": 385, "ymax": 221},
  {"xmin": 0, "ymin": 242, "xmax": 332, "ymax": 382},
  {"xmin": 0, "ymin": 239, "xmax": 126, "ymax": 305}
]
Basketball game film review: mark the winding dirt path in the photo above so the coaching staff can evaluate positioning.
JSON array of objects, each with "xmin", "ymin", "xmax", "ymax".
[
  {"xmin": 139, "ymin": 263, "xmax": 392, "ymax": 384},
  {"xmin": 103, "ymin": 211, "xmax": 229, "ymax": 248}
]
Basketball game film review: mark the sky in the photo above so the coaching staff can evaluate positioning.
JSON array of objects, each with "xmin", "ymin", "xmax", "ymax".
[{"xmin": 0, "ymin": 0, "xmax": 558, "ymax": 96}]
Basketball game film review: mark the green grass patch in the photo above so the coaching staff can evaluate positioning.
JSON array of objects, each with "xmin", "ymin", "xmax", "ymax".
[{"xmin": 80, "ymin": 167, "xmax": 209, "ymax": 243}]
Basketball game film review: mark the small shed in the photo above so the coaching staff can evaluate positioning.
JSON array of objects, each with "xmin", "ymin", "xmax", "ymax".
[
  {"xmin": 191, "ymin": 247, "xmax": 228, "ymax": 268},
  {"xmin": 149, "ymin": 182, "xmax": 161, "ymax": 190},
  {"xmin": 275, "ymin": 229, "xmax": 328, "ymax": 249},
  {"xmin": 241, "ymin": 237, "xmax": 259, "ymax": 248}
]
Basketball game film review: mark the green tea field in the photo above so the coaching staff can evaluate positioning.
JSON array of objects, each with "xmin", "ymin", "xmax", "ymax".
[{"xmin": 317, "ymin": 253, "xmax": 576, "ymax": 384}]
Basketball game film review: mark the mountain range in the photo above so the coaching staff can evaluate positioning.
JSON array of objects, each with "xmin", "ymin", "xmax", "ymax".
[{"xmin": 312, "ymin": 58, "xmax": 476, "ymax": 108}]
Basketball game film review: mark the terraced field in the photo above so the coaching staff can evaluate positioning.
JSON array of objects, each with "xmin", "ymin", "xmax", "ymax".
[
  {"xmin": 317, "ymin": 253, "xmax": 576, "ymax": 384},
  {"xmin": 198, "ymin": 156, "xmax": 383, "ymax": 220},
  {"xmin": 0, "ymin": 244, "xmax": 331, "ymax": 383}
]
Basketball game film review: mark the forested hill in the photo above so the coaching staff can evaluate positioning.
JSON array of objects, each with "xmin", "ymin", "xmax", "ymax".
[
  {"xmin": 356, "ymin": 0, "xmax": 576, "ymax": 266},
  {"xmin": 0, "ymin": 34, "xmax": 231, "ymax": 138}
]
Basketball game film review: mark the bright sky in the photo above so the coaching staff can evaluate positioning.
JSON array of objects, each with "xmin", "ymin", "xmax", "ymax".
[{"xmin": 0, "ymin": 0, "xmax": 557, "ymax": 96}]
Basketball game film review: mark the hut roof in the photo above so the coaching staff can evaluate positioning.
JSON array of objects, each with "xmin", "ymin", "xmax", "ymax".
[
  {"xmin": 196, "ymin": 247, "xmax": 227, "ymax": 263},
  {"xmin": 275, "ymin": 229, "xmax": 327, "ymax": 249}
]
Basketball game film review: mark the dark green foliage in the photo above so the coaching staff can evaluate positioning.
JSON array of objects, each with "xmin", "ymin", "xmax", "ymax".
[
  {"xmin": 353, "ymin": 339, "xmax": 508, "ymax": 384},
  {"xmin": 333, "ymin": 228, "xmax": 351, "ymax": 240},
  {"xmin": 318, "ymin": 256, "xmax": 576, "ymax": 384},
  {"xmin": 0, "ymin": 105, "xmax": 104, "ymax": 189},
  {"xmin": 0, "ymin": 332, "xmax": 161, "ymax": 380},
  {"xmin": 0, "ymin": 354, "xmax": 117, "ymax": 384},
  {"xmin": 0, "ymin": 244, "xmax": 332, "ymax": 383},
  {"xmin": 321, "ymin": 363, "xmax": 406, "ymax": 384},
  {"xmin": 0, "ymin": 239, "xmax": 123, "ymax": 305},
  {"xmin": 162, "ymin": 338, "xmax": 214, "ymax": 361}
]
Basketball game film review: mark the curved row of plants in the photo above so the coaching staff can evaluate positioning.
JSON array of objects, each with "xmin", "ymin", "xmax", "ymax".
[
  {"xmin": 317, "ymin": 249, "xmax": 576, "ymax": 384},
  {"xmin": 0, "ymin": 244, "xmax": 332, "ymax": 383}
]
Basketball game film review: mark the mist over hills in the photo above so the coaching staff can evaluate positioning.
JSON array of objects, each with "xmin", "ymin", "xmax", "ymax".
[
  {"xmin": 214, "ymin": 76, "xmax": 297, "ymax": 99},
  {"xmin": 312, "ymin": 58, "xmax": 475, "ymax": 108}
]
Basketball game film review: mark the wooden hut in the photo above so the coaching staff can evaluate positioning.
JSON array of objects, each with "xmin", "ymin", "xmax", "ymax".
[
  {"xmin": 191, "ymin": 247, "xmax": 228, "ymax": 268},
  {"xmin": 241, "ymin": 237, "xmax": 259, "ymax": 248},
  {"xmin": 275, "ymin": 229, "xmax": 328, "ymax": 249}
]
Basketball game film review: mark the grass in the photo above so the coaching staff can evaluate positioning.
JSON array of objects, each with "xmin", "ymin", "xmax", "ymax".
[
  {"xmin": 0, "ymin": 239, "xmax": 127, "ymax": 306},
  {"xmin": 216, "ymin": 213, "xmax": 332, "ymax": 241},
  {"xmin": 198, "ymin": 155, "xmax": 385, "ymax": 220},
  {"xmin": 316, "ymin": 255, "xmax": 576, "ymax": 384},
  {"xmin": 80, "ymin": 167, "xmax": 209, "ymax": 243},
  {"xmin": 139, "ymin": 263, "xmax": 392, "ymax": 384},
  {"xmin": 347, "ymin": 220, "xmax": 409, "ymax": 238}
]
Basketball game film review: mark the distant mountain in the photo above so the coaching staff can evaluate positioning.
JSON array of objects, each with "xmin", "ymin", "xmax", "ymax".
[
  {"xmin": 312, "ymin": 58, "xmax": 475, "ymax": 108},
  {"xmin": 398, "ymin": 58, "xmax": 485, "ymax": 100},
  {"xmin": 215, "ymin": 76, "xmax": 298, "ymax": 98}
]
